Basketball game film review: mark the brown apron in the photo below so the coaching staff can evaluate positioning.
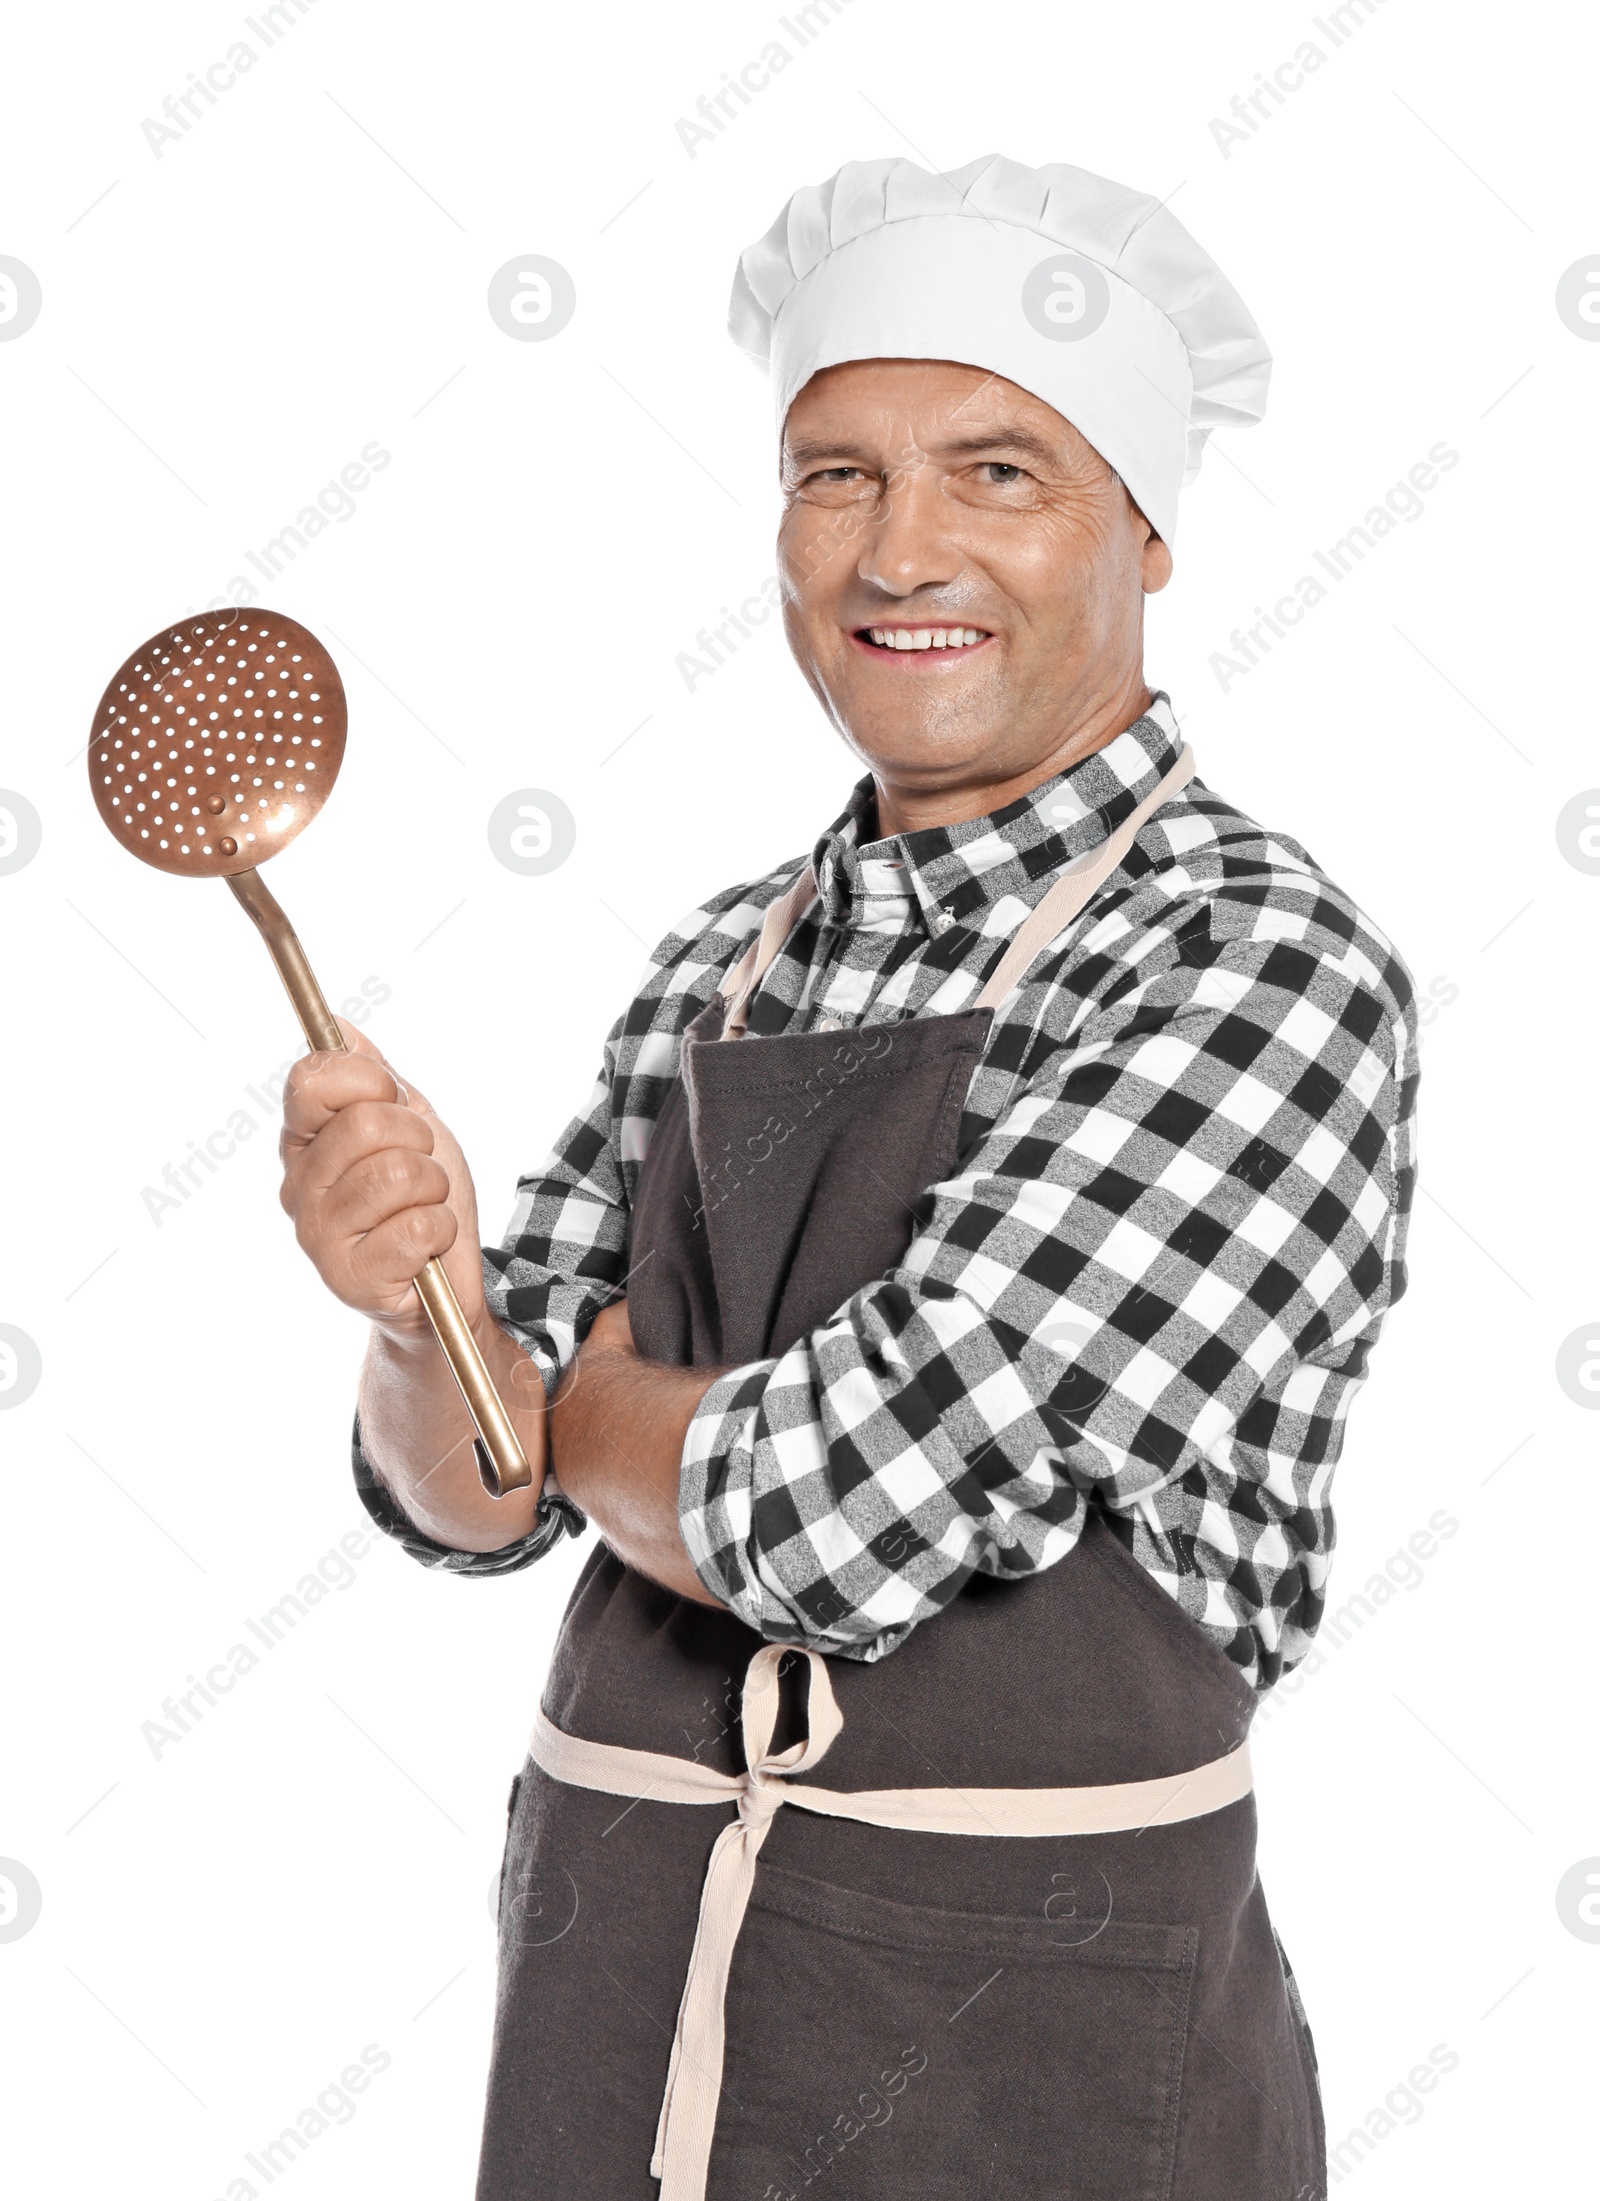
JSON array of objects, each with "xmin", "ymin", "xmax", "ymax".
[{"xmin": 477, "ymin": 751, "xmax": 1326, "ymax": 2200}]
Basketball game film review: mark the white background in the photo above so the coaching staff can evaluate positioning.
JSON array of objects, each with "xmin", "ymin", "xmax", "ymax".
[{"xmin": 1, "ymin": 1, "xmax": 1595, "ymax": 2193}]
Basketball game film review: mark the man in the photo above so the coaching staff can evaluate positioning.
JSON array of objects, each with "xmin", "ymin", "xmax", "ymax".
[{"xmin": 282, "ymin": 156, "xmax": 1416, "ymax": 2200}]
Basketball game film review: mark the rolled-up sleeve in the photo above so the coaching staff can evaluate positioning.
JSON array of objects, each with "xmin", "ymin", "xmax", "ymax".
[
  {"xmin": 352, "ymin": 1065, "xmax": 629, "ymax": 1574},
  {"xmin": 351, "ymin": 1411, "xmax": 586, "ymax": 1574},
  {"xmin": 481, "ymin": 1063, "xmax": 633, "ymax": 1398},
  {"xmin": 678, "ymin": 932, "xmax": 1416, "ymax": 1687}
]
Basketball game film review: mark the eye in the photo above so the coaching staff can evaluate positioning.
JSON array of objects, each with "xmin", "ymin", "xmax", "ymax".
[
  {"xmin": 981, "ymin": 462, "xmax": 1024, "ymax": 484},
  {"xmin": 811, "ymin": 466, "xmax": 863, "ymax": 483}
]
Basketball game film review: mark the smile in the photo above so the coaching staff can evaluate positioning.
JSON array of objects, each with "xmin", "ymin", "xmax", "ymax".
[{"xmin": 854, "ymin": 625, "xmax": 992, "ymax": 655}]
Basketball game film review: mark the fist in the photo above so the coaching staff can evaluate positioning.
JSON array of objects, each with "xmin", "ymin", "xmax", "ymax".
[{"xmin": 278, "ymin": 1020, "xmax": 486, "ymax": 1334}]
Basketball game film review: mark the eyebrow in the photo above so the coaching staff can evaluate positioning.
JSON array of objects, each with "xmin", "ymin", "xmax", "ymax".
[{"xmin": 783, "ymin": 423, "xmax": 1066, "ymax": 473}]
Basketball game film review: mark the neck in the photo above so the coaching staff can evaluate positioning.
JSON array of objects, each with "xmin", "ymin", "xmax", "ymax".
[{"xmin": 870, "ymin": 669, "xmax": 1155, "ymax": 839}]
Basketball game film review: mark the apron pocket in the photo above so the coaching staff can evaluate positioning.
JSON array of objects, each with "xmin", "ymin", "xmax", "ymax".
[{"xmin": 712, "ymin": 1859, "xmax": 1196, "ymax": 2201}]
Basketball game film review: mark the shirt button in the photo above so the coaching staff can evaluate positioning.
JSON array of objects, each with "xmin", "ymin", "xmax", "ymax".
[
  {"xmin": 817, "ymin": 1015, "xmax": 843, "ymax": 1031},
  {"xmin": 932, "ymin": 909, "xmax": 955, "ymax": 934}
]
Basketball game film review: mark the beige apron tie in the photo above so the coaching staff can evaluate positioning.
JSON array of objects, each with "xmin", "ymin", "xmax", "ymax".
[
  {"xmin": 719, "ymin": 745, "xmax": 1196, "ymax": 1038},
  {"xmin": 528, "ymin": 1638, "xmax": 1252, "ymax": 2201}
]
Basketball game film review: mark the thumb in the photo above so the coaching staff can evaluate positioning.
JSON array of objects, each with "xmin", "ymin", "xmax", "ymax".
[
  {"xmin": 331, "ymin": 1012, "xmax": 388, "ymax": 1061},
  {"xmin": 329, "ymin": 1014, "xmax": 435, "ymax": 1119}
]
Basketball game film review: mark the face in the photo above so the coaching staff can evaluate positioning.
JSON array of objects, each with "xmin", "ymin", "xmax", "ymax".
[{"xmin": 778, "ymin": 359, "xmax": 1173, "ymax": 828}]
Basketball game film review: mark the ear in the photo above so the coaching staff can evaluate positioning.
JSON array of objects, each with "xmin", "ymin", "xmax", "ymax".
[{"xmin": 1141, "ymin": 528, "xmax": 1174, "ymax": 595}]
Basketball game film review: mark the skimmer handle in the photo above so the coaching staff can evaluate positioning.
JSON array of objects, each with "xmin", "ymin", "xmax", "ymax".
[{"xmin": 226, "ymin": 868, "xmax": 534, "ymax": 1496}]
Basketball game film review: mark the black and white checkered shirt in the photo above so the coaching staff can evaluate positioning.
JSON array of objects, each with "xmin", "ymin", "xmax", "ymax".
[{"xmin": 353, "ymin": 696, "xmax": 1418, "ymax": 1692}]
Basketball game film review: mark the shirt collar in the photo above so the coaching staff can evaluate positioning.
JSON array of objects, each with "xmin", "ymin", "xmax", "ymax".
[{"xmin": 810, "ymin": 694, "xmax": 1184, "ymax": 937}]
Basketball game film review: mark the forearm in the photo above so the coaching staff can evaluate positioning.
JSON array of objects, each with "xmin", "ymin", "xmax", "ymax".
[
  {"xmin": 550, "ymin": 1330, "xmax": 728, "ymax": 1606},
  {"xmin": 358, "ymin": 1309, "xmax": 554, "ymax": 1553}
]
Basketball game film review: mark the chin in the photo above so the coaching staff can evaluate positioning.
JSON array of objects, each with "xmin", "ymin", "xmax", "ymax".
[{"xmin": 843, "ymin": 710, "xmax": 1007, "ymax": 784}]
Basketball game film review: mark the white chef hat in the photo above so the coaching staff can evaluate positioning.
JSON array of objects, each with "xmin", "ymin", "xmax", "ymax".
[{"xmin": 729, "ymin": 154, "xmax": 1271, "ymax": 546}]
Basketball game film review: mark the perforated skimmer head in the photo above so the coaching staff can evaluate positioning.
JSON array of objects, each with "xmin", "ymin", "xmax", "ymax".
[{"xmin": 88, "ymin": 607, "xmax": 346, "ymax": 878}]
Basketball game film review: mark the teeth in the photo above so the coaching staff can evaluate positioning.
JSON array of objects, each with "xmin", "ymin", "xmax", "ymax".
[{"xmin": 867, "ymin": 626, "xmax": 987, "ymax": 650}]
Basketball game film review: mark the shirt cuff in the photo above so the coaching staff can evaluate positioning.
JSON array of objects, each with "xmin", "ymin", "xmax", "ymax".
[
  {"xmin": 350, "ymin": 1411, "xmax": 586, "ymax": 1576},
  {"xmin": 676, "ymin": 1358, "xmax": 923, "ymax": 1664},
  {"xmin": 480, "ymin": 1249, "xmax": 580, "ymax": 1404},
  {"xmin": 677, "ymin": 1365, "xmax": 766, "ymax": 1619}
]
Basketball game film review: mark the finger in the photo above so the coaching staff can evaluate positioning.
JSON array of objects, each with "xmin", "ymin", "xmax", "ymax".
[
  {"xmin": 307, "ymin": 1146, "xmax": 454, "ymax": 1247},
  {"xmin": 345, "ymin": 1203, "xmax": 460, "ymax": 1299},
  {"xmin": 283, "ymin": 1099, "xmax": 436, "ymax": 1214},
  {"xmin": 331, "ymin": 1016, "xmax": 431, "ymax": 1113},
  {"xmin": 282, "ymin": 1047, "xmax": 402, "ymax": 1143},
  {"xmin": 286, "ymin": 1016, "xmax": 433, "ymax": 1124}
]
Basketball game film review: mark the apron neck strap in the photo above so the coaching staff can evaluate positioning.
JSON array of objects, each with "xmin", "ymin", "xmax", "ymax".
[
  {"xmin": 971, "ymin": 745, "xmax": 1196, "ymax": 1014},
  {"xmin": 719, "ymin": 864, "xmax": 818, "ymax": 1038},
  {"xmin": 718, "ymin": 743, "xmax": 1196, "ymax": 1037}
]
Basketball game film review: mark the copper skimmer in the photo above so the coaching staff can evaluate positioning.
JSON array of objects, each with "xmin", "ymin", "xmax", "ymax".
[{"xmin": 87, "ymin": 607, "xmax": 532, "ymax": 1496}]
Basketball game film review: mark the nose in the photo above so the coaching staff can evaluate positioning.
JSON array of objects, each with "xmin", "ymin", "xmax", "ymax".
[{"xmin": 855, "ymin": 457, "xmax": 961, "ymax": 602}]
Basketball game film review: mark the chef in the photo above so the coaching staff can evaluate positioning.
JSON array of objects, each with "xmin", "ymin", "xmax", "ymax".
[{"xmin": 281, "ymin": 155, "xmax": 1417, "ymax": 2200}]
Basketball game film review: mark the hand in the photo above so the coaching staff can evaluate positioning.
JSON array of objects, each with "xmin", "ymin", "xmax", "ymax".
[{"xmin": 278, "ymin": 1019, "xmax": 486, "ymax": 1338}]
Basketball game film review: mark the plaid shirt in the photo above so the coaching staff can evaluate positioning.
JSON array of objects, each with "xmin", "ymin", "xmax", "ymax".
[{"xmin": 352, "ymin": 696, "xmax": 1418, "ymax": 1691}]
